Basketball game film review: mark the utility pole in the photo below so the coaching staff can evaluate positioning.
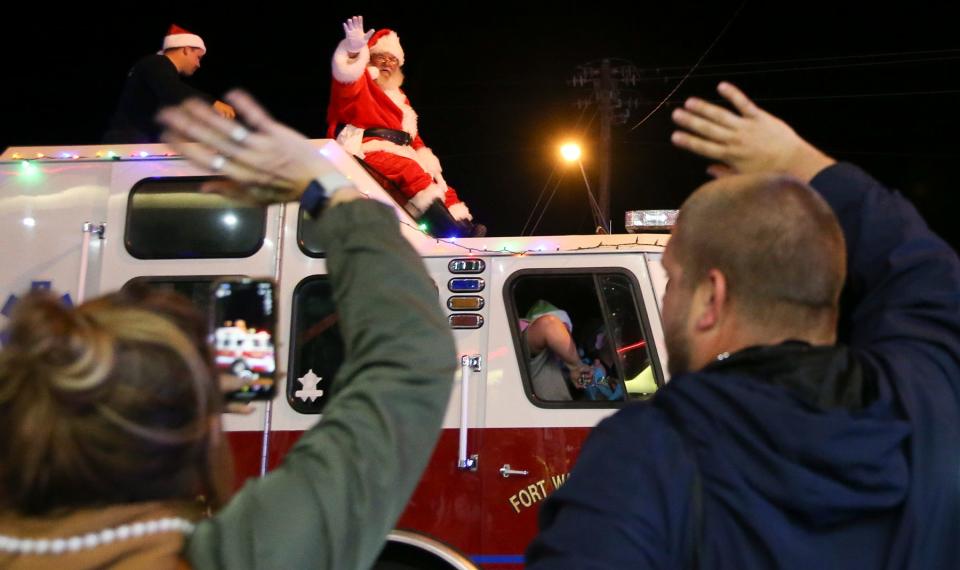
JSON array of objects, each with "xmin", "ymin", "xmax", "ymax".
[
  {"xmin": 598, "ymin": 59, "xmax": 613, "ymax": 233},
  {"xmin": 571, "ymin": 59, "xmax": 641, "ymax": 233}
]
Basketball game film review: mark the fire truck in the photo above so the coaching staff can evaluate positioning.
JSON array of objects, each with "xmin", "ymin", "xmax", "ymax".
[
  {"xmin": 0, "ymin": 140, "xmax": 672, "ymax": 569},
  {"xmin": 213, "ymin": 320, "xmax": 276, "ymax": 376}
]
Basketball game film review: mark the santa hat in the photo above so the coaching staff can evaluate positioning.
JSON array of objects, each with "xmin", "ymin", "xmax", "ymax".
[
  {"xmin": 160, "ymin": 24, "xmax": 206, "ymax": 54},
  {"xmin": 368, "ymin": 29, "xmax": 404, "ymax": 66}
]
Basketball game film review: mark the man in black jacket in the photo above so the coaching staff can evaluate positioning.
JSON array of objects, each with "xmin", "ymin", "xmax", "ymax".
[
  {"xmin": 104, "ymin": 25, "xmax": 235, "ymax": 144},
  {"xmin": 527, "ymin": 82, "xmax": 960, "ymax": 568}
]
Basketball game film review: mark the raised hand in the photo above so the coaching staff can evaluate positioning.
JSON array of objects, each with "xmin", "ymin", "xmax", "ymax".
[
  {"xmin": 157, "ymin": 90, "xmax": 334, "ymax": 205},
  {"xmin": 343, "ymin": 15, "xmax": 375, "ymax": 53},
  {"xmin": 671, "ymin": 82, "xmax": 834, "ymax": 182}
]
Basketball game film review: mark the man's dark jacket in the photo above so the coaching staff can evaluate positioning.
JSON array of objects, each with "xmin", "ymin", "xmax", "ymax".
[
  {"xmin": 104, "ymin": 54, "xmax": 210, "ymax": 144},
  {"xmin": 527, "ymin": 163, "xmax": 960, "ymax": 569}
]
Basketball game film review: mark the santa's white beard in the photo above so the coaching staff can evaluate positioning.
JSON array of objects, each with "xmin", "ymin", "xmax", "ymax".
[{"xmin": 375, "ymin": 68, "xmax": 405, "ymax": 90}]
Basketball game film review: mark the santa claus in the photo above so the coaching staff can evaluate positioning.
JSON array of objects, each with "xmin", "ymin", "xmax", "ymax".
[{"xmin": 327, "ymin": 15, "xmax": 477, "ymax": 227}]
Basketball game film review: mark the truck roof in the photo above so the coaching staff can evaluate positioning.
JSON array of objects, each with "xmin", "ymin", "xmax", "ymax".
[{"xmin": 1, "ymin": 141, "xmax": 671, "ymax": 257}]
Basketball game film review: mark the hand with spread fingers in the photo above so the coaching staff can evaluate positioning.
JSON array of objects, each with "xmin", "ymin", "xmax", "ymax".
[
  {"xmin": 157, "ymin": 90, "xmax": 334, "ymax": 206},
  {"xmin": 343, "ymin": 15, "xmax": 375, "ymax": 54},
  {"xmin": 670, "ymin": 81, "xmax": 835, "ymax": 182}
]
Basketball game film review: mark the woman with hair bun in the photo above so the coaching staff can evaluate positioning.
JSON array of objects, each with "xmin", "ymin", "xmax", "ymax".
[{"xmin": 0, "ymin": 91, "xmax": 457, "ymax": 569}]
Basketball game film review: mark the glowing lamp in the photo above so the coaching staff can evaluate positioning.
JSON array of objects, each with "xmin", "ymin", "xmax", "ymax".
[{"xmin": 560, "ymin": 142, "xmax": 582, "ymax": 162}]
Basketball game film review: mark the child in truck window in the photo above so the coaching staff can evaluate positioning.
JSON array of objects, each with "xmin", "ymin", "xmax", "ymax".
[{"xmin": 521, "ymin": 300, "xmax": 592, "ymax": 401}]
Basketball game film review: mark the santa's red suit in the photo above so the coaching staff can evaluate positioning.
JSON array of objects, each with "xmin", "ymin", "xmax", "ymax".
[{"xmin": 326, "ymin": 30, "xmax": 472, "ymax": 221}]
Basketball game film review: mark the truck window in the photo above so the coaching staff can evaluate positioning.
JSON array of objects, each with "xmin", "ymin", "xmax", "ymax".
[
  {"xmin": 288, "ymin": 276, "xmax": 346, "ymax": 414},
  {"xmin": 507, "ymin": 270, "xmax": 660, "ymax": 408},
  {"xmin": 125, "ymin": 177, "xmax": 266, "ymax": 259},
  {"xmin": 297, "ymin": 208, "xmax": 326, "ymax": 258},
  {"xmin": 122, "ymin": 276, "xmax": 237, "ymax": 315},
  {"xmin": 595, "ymin": 274, "xmax": 659, "ymax": 398}
]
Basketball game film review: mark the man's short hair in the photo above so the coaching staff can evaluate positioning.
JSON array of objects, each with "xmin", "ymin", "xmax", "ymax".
[{"xmin": 671, "ymin": 173, "xmax": 846, "ymax": 331}]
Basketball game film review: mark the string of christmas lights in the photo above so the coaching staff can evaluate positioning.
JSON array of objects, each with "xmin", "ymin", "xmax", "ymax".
[
  {"xmin": 400, "ymin": 219, "xmax": 669, "ymax": 256},
  {"xmin": 7, "ymin": 154, "xmax": 672, "ymax": 254},
  {"xmin": 8, "ymin": 150, "xmax": 180, "ymax": 161}
]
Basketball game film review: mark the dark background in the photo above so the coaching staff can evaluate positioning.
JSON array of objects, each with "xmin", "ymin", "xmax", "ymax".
[{"xmin": 3, "ymin": 2, "xmax": 958, "ymax": 247}]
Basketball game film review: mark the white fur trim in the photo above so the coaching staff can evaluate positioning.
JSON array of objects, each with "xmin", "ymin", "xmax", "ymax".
[
  {"xmin": 415, "ymin": 146, "xmax": 442, "ymax": 176},
  {"xmin": 361, "ymin": 139, "xmax": 419, "ymax": 161},
  {"xmin": 448, "ymin": 201, "xmax": 473, "ymax": 222},
  {"xmin": 366, "ymin": 66, "xmax": 380, "ymax": 81},
  {"xmin": 406, "ymin": 183, "xmax": 446, "ymax": 215},
  {"xmin": 332, "ymin": 39, "xmax": 370, "ymax": 84},
  {"xmin": 369, "ymin": 31, "xmax": 404, "ymax": 66},
  {"xmin": 361, "ymin": 139, "xmax": 443, "ymax": 187},
  {"xmin": 335, "ymin": 124, "xmax": 365, "ymax": 157},
  {"xmin": 433, "ymin": 172, "xmax": 449, "ymax": 194},
  {"xmin": 162, "ymin": 33, "xmax": 205, "ymax": 54},
  {"xmin": 382, "ymin": 88, "xmax": 418, "ymax": 138}
]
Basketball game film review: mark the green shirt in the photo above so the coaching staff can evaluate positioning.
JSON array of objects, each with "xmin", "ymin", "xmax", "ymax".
[{"xmin": 186, "ymin": 200, "xmax": 456, "ymax": 569}]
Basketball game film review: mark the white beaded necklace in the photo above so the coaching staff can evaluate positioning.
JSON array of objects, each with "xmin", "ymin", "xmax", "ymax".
[{"xmin": 0, "ymin": 517, "xmax": 194, "ymax": 556}]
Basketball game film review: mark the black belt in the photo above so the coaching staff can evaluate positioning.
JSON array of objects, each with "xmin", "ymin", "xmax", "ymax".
[{"xmin": 335, "ymin": 124, "xmax": 412, "ymax": 146}]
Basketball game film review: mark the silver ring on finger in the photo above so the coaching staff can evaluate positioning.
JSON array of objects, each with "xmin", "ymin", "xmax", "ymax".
[
  {"xmin": 210, "ymin": 154, "xmax": 227, "ymax": 172},
  {"xmin": 229, "ymin": 125, "xmax": 251, "ymax": 143}
]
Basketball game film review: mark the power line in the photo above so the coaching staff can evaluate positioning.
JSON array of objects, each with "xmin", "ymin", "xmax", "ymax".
[
  {"xmin": 641, "ymin": 89, "xmax": 960, "ymax": 116},
  {"xmin": 631, "ymin": 47, "xmax": 960, "ymax": 73},
  {"xmin": 527, "ymin": 174, "xmax": 567, "ymax": 236},
  {"xmin": 732, "ymin": 88, "xmax": 960, "ymax": 102},
  {"xmin": 628, "ymin": 0, "xmax": 747, "ymax": 132},
  {"xmin": 614, "ymin": 88, "xmax": 960, "ymax": 111},
  {"xmin": 522, "ymin": 168, "xmax": 560, "ymax": 236},
  {"xmin": 578, "ymin": 160, "xmax": 607, "ymax": 230},
  {"xmin": 613, "ymin": 139, "xmax": 960, "ymax": 160},
  {"xmin": 622, "ymin": 54, "xmax": 960, "ymax": 83}
]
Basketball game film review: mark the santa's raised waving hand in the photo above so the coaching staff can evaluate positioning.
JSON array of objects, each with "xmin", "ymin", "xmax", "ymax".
[{"xmin": 343, "ymin": 15, "xmax": 375, "ymax": 56}]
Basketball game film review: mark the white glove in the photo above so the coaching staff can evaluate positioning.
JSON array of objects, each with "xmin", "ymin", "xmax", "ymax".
[{"xmin": 343, "ymin": 15, "xmax": 375, "ymax": 53}]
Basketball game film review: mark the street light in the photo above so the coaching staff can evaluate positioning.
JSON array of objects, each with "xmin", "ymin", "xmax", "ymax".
[
  {"xmin": 560, "ymin": 142, "xmax": 582, "ymax": 163},
  {"xmin": 558, "ymin": 141, "xmax": 608, "ymax": 233}
]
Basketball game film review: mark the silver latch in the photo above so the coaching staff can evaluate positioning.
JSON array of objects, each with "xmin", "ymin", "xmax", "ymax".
[
  {"xmin": 499, "ymin": 464, "xmax": 530, "ymax": 478},
  {"xmin": 459, "ymin": 454, "xmax": 478, "ymax": 471},
  {"xmin": 82, "ymin": 222, "xmax": 106, "ymax": 239},
  {"xmin": 460, "ymin": 354, "xmax": 482, "ymax": 372}
]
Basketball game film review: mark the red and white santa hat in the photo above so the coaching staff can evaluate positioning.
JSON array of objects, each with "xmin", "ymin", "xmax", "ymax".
[
  {"xmin": 368, "ymin": 29, "xmax": 404, "ymax": 66},
  {"xmin": 160, "ymin": 24, "xmax": 206, "ymax": 54}
]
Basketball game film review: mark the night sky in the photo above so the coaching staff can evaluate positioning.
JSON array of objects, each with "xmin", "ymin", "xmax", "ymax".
[{"xmin": 3, "ymin": 3, "xmax": 959, "ymax": 248}]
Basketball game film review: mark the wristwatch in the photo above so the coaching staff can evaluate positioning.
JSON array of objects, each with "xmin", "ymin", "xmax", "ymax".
[{"xmin": 299, "ymin": 179, "xmax": 328, "ymax": 218}]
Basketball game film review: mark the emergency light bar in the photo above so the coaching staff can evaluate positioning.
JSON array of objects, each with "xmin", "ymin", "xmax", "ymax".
[{"xmin": 625, "ymin": 210, "xmax": 678, "ymax": 233}]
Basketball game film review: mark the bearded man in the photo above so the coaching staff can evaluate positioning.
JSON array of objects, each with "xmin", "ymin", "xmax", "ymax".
[{"xmin": 327, "ymin": 15, "xmax": 477, "ymax": 229}]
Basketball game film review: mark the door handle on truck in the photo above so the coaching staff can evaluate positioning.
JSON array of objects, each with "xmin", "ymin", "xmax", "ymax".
[
  {"xmin": 499, "ymin": 464, "xmax": 530, "ymax": 478},
  {"xmin": 77, "ymin": 222, "xmax": 106, "ymax": 304},
  {"xmin": 457, "ymin": 354, "xmax": 482, "ymax": 471}
]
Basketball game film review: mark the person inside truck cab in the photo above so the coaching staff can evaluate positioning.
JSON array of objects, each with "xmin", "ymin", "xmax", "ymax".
[
  {"xmin": 521, "ymin": 300, "xmax": 592, "ymax": 401},
  {"xmin": 0, "ymin": 91, "xmax": 456, "ymax": 569},
  {"xmin": 575, "ymin": 322, "xmax": 625, "ymax": 402}
]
